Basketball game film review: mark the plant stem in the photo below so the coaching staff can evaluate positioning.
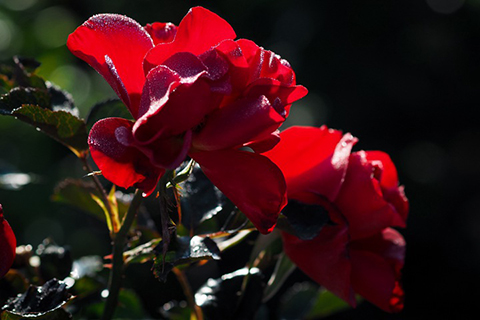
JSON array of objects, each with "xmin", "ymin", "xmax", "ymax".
[
  {"xmin": 80, "ymin": 156, "xmax": 120, "ymax": 234},
  {"xmin": 172, "ymin": 267, "xmax": 204, "ymax": 320},
  {"xmin": 102, "ymin": 188, "xmax": 143, "ymax": 320}
]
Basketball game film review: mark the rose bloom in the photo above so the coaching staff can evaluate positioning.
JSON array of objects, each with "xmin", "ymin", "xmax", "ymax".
[
  {"xmin": 0, "ymin": 204, "xmax": 16, "ymax": 278},
  {"xmin": 264, "ymin": 126, "xmax": 408, "ymax": 312},
  {"xmin": 67, "ymin": 7, "xmax": 307, "ymax": 234}
]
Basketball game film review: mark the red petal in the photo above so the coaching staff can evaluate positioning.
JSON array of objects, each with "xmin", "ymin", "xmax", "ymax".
[
  {"xmin": 244, "ymin": 130, "xmax": 281, "ymax": 153},
  {"xmin": 144, "ymin": 7, "xmax": 236, "ymax": 73},
  {"xmin": 350, "ymin": 228, "xmax": 405, "ymax": 312},
  {"xmin": 192, "ymin": 95, "xmax": 285, "ymax": 152},
  {"xmin": 365, "ymin": 151, "xmax": 409, "ymax": 223},
  {"xmin": 245, "ymin": 78, "xmax": 308, "ymax": 117},
  {"xmin": 264, "ymin": 126, "xmax": 357, "ymax": 202},
  {"xmin": 281, "ymin": 220, "xmax": 355, "ymax": 306},
  {"xmin": 88, "ymin": 118, "xmax": 164, "ymax": 195},
  {"xmin": 67, "ymin": 14, "xmax": 154, "ymax": 118},
  {"xmin": 133, "ymin": 61, "xmax": 218, "ymax": 144},
  {"xmin": 191, "ymin": 149, "xmax": 286, "ymax": 234},
  {"xmin": 0, "ymin": 205, "xmax": 16, "ymax": 278},
  {"xmin": 144, "ymin": 22, "xmax": 177, "ymax": 45},
  {"xmin": 335, "ymin": 152, "xmax": 406, "ymax": 240}
]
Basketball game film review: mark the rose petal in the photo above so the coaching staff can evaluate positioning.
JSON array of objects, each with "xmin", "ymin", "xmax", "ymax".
[
  {"xmin": 350, "ymin": 228, "xmax": 405, "ymax": 312},
  {"xmin": 88, "ymin": 118, "xmax": 164, "ymax": 195},
  {"xmin": 144, "ymin": 6, "xmax": 236, "ymax": 73},
  {"xmin": 281, "ymin": 218, "xmax": 355, "ymax": 306},
  {"xmin": 244, "ymin": 130, "xmax": 281, "ymax": 153},
  {"xmin": 144, "ymin": 22, "xmax": 177, "ymax": 45},
  {"xmin": 67, "ymin": 14, "xmax": 153, "ymax": 117},
  {"xmin": 192, "ymin": 95, "xmax": 285, "ymax": 152},
  {"xmin": 335, "ymin": 152, "xmax": 406, "ymax": 240},
  {"xmin": 191, "ymin": 149, "xmax": 287, "ymax": 234},
  {"xmin": 264, "ymin": 126, "xmax": 357, "ymax": 202},
  {"xmin": 365, "ymin": 151, "xmax": 409, "ymax": 223},
  {"xmin": 134, "ymin": 62, "xmax": 217, "ymax": 144},
  {"xmin": 0, "ymin": 205, "xmax": 16, "ymax": 278}
]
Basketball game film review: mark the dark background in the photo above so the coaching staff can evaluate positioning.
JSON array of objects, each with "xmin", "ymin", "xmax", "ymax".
[{"xmin": 1, "ymin": 0, "xmax": 479, "ymax": 318}]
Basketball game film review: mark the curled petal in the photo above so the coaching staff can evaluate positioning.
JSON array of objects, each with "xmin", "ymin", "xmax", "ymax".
[
  {"xmin": 88, "ymin": 118, "xmax": 164, "ymax": 195},
  {"xmin": 336, "ymin": 152, "xmax": 406, "ymax": 240},
  {"xmin": 0, "ymin": 205, "xmax": 16, "ymax": 278},
  {"xmin": 365, "ymin": 151, "xmax": 409, "ymax": 222},
  {"xmin": 192, "ymin": 95, "xmax": 285, "ymax": 152},
  {"xmin": 244, "ymin": 130, "xmax": 280, "ymax": 153},
  {"xmin": 144, "ymin": 22, "xmax": 177, "ymax": 45},
  {"xmin": 144, "ymin": 6, "xmax": 236, "ymax": 73},
  {"xmin": 245, "ymin": 78, "xmax": 308, "ymax": 116},
  {"xmin": 67, "ymin": 14, "xmax": 154, "ymax": 117},
  {"xmin": 264, "ymin": 126, "xmax": 357, "ymax": 202},
  {"xmin": 134, "ymin": 62, "xmax": 217, "ymax": 143},
  {"xmin": 191, "ymin": 149, "xmax": 287, "ymax": 234},
  {"xmin": 350, "ymin": 228, "xmax": 405, "ymax": 312}
]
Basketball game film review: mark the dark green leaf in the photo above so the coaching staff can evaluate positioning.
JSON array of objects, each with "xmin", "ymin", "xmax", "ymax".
[
  {"xmin": 279, "ymin": 282, "xmax": 318, "ymax": 320},
  {"xmin": 153, "ymin": 236, "xmax": 220, "ymax": 281},
  {"xmin": 262, "ymin": 252, "xmax": 296, "ymax": 302},
  {"xmin": 280, "ymin": 200, "xmax": 333, "ymax": 240},
  {"xmin": 0, "ymin": 87, "xmax": 50, "ymax": 115},
  {"xmin": 1, "ymin": 279, "xmax": 73, "ymax": 319},
  {"xmin": 52, "ymin": 179, "xmax": 105, "ymax": 222},
  {"xmin": 179, "ymin": 164, "xmax": 227, "ymax": 231},
  {"xmin": 195, "ymin": 267, "xmax": 264, "ymax": 320},
  {"xmin": 305, "ymin": 288, "xmax": 352, "ymax": 319},
  {"xmin": 47, "ymin": 82, "xmax": 76, "ymax": 114},
  {"xmin": 13, "ymin": 104, "xmax": 88, "ymax": 157},
  {"xmin": 86, "ymin": 99, "xmax": 132, "ymax": 131},
  {"xmin": 113, "ymin": 289, "xmax": 148, "ymax": 319}
]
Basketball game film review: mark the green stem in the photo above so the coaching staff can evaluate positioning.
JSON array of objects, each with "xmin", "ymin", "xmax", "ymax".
[
  {"xmin": 102, "ymin": 188, "xmax": 143, "ymax": 320},
  {"xmin": 81, "ymin": 156, "xmax": 120, "ymax": 235}
]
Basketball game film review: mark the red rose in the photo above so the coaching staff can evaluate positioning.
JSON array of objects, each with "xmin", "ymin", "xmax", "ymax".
[
  {"xmin": 0, "ymin": 204, "xmax": 16, "ymax": 278},
  {"xmin": 67, "ymin": 7, "xmax": 307, "ymax": 233},
  {"xmin": 264, "ymin": 126, "xmax": 408, "ymax": 312}
]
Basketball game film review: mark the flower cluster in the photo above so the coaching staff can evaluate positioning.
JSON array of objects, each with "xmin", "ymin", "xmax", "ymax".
[
  {"xmin": 0, "ymin": 205, "xmax": 16, "ymax": 278},
  {"xmin": 264, "ymin": 126, "xmax": 408, "ymax": 312},
  {"xmin": 68, "ymin": 7, "xmax": 408, "ymax": 312},
  {"xmin": 67, "ymin": 6, "xmax": 307, "ymax": 234}
]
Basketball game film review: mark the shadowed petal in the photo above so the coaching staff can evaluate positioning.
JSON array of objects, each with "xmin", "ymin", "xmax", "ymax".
[
  {"xmin": 88, "ymin": 118, "xmax": 164, "ymax": 195},
  {"xmin": 144, "ymin": 22, "xmax": 177, "ymax": 45},
  {"xmin": 191, "ymin": 149, "xmax": 287, "ymax": 234},
  {"xmin": 192, "ymin": 95, "xmax": 285, "ymax": 151},
  {"xmin": 0, "ymin": 205, "xmax": 16, "ymax": 278}
]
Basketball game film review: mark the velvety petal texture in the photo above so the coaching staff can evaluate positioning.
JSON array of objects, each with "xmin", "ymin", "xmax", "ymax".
[
  {"xmin": 1, "ymin": 205, "xmax": 16, "ymax": 278},
  {"xmin": 67, "ymin": 14, "xmax": 154, "ymax": 117},
  {"xmin": 265, "ymin": 126, "xmax": 408, "ymax": 312},
  {"xmin": 192, "ymin": 149, "xmax": 287, "ymax": 234},
  {"xmin": 69, "ymin": 7, "xmax": 306, "ymax": 233}
]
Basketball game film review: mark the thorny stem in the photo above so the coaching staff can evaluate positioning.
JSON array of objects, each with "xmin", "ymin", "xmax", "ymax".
[
  {"xmin": 80, "ymin": 155, "xmax": 120, "ymax": 235},
  {"xmin": 102, "ymin": 188, "xmax": 143, "ymax": 320},
  {"xmin": 172, "ymin": 267, "xmax": 204, "ymax": 320}
]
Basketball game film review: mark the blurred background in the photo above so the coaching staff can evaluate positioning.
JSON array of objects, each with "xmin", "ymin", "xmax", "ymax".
[{"xmin": 1, "ymin": 0, "xmax": 479, "ymax": 318}]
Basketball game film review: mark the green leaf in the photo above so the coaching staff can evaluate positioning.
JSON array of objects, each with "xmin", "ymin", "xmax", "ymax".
[
  {"xmin": 86, "ymin": 99, "xmax": 133, "ymax": 131},
  {"xmin": 305, "ymin": 288, "xmax": 352, "ymax": 319},
  {"xmin": 279, "ymin": 282, "xmax": 318, "ymax": 320},
  {"xmin": 113, "ymin": 289, "xmax": 148, "ymax": 319},
  {"xmin": 12, "ymin": 104, "xmax": 88, "ymax": 157},
  {"xmin": 152, "ymin": 236, "xmax": 220, "ymax": 281},
  {"xmin": 36, "ymin": 238, "xmax": 73, "ymax": 281},
  {"xmin": 52, "ymin": 179, "xmax": 106, "ymax": 222},
  {"xmin": 124, "ymin": 238, "xmax": 162, "ymax": 265},
  {"xmin": 262, "ymin": 252, "xmax": 296, "ymax": 302},
  {"xmin": 0, "ymin": 57, "xmax": 88, "ymax": 157},
  {"xmin": 1, "ymin": 279, "xmax": 73, "ymax": 319},
  {"xmin": 195, "ymin": 267, "xmax": 264, "ymax": 320}
]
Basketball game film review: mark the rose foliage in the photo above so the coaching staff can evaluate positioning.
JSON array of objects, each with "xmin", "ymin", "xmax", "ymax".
[
  {"xmin": 67, "ymin": 6, "xmax": 307, "ymax": 234},
  {"xmin": 264, "ymin": 126, "xmax": 409, "ymax": 312}
]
